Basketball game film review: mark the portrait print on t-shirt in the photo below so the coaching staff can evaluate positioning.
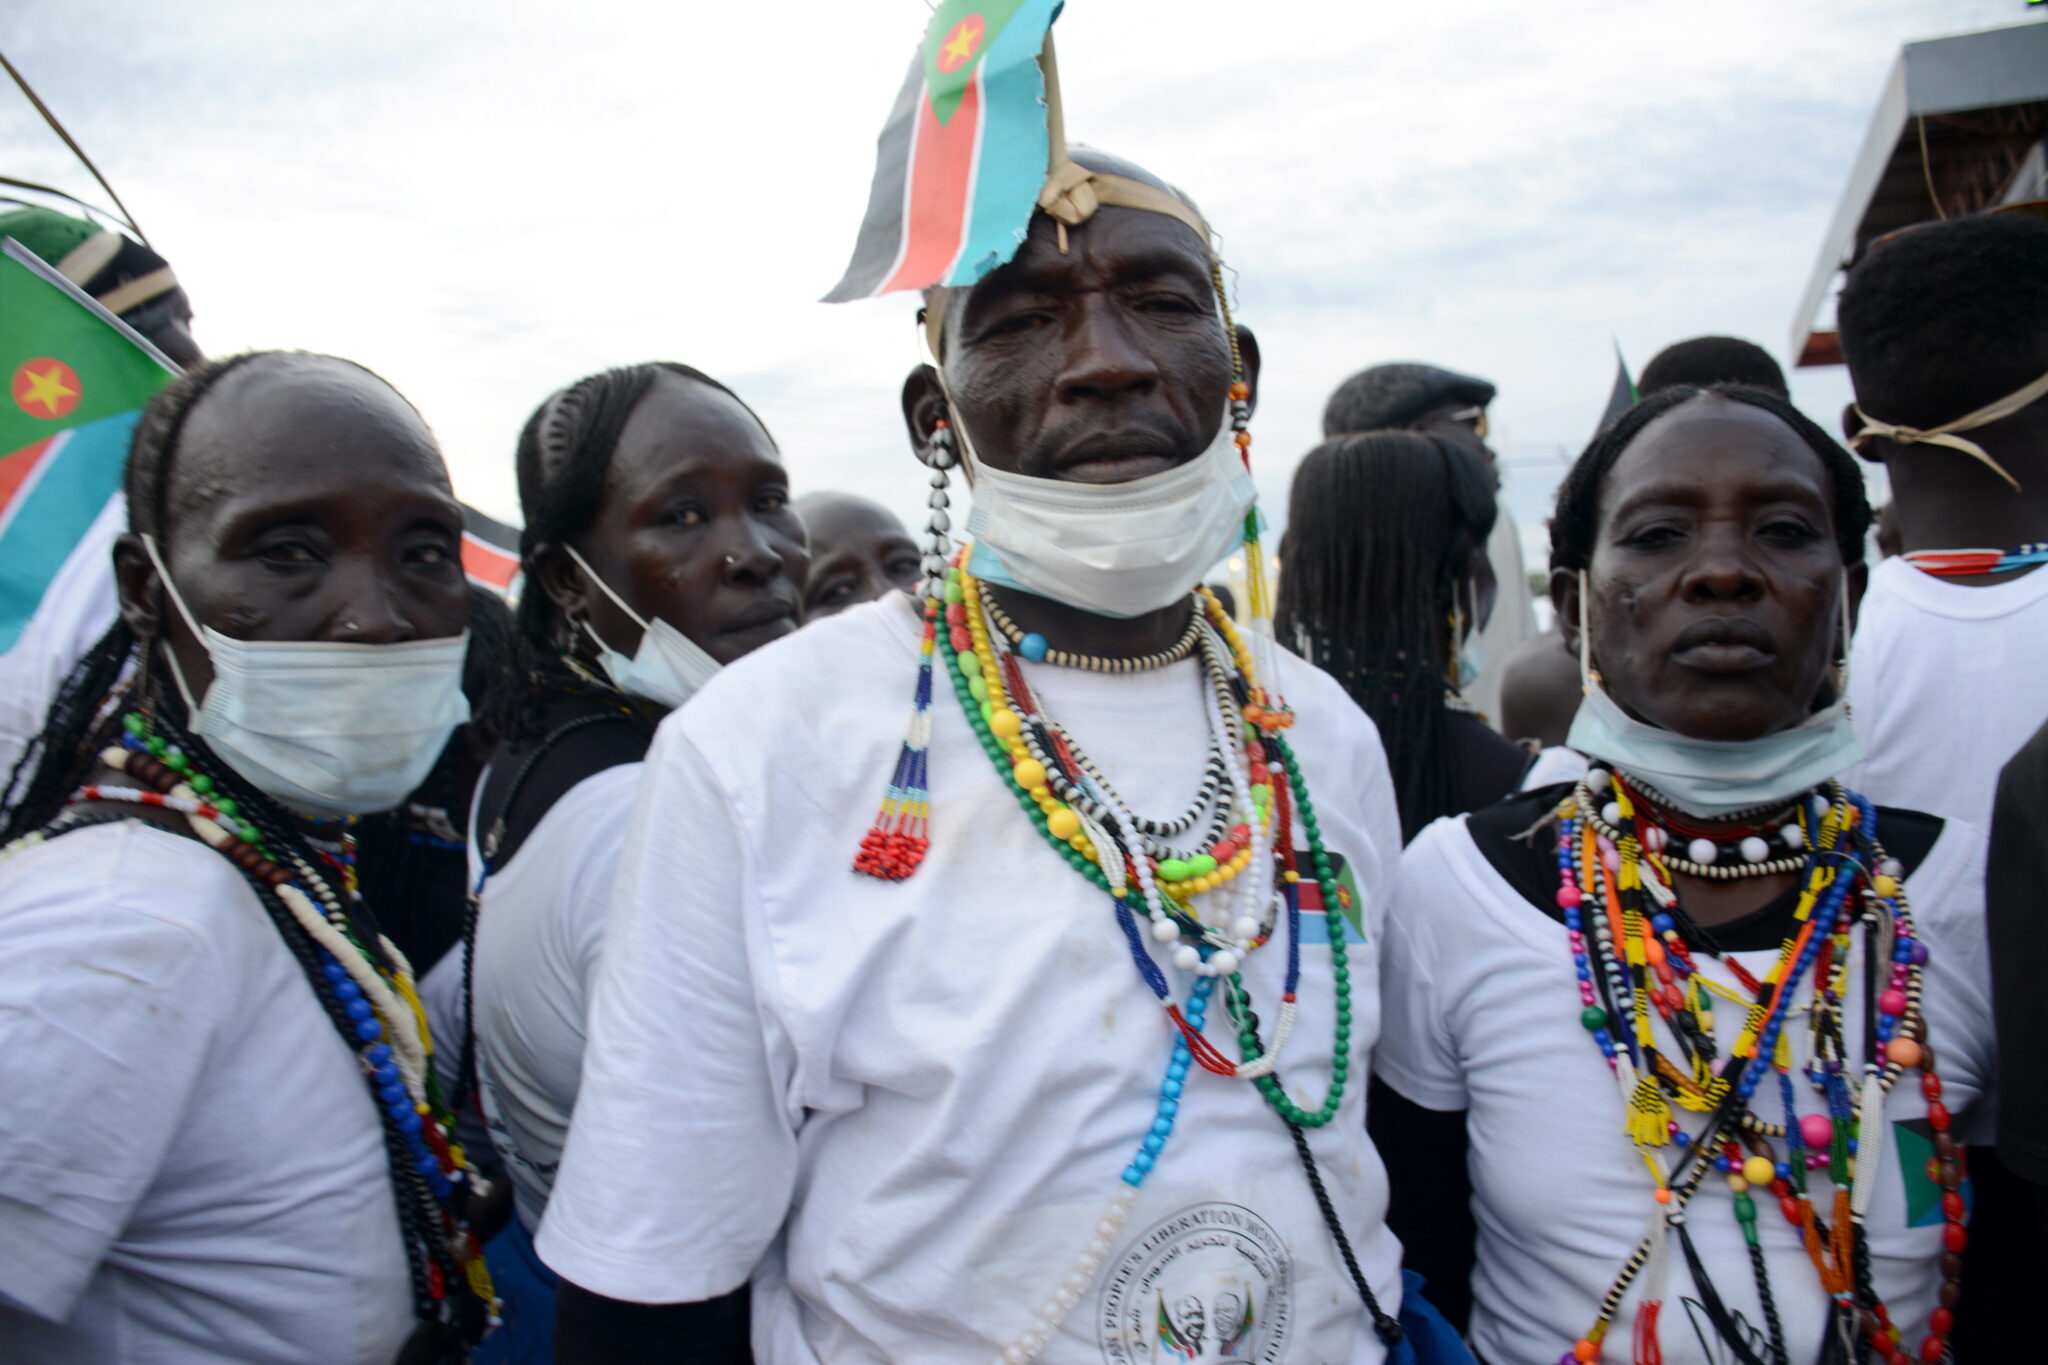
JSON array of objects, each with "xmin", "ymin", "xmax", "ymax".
[{"xmin": 1099, "ymin": 1201, "xmax": 1292, "ymax": 1364}]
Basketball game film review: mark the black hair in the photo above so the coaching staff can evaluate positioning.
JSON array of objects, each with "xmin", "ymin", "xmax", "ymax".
[
  {"xmin": 486, "ymin": 362, "xmax": 767, "ymax": 747},
  {"xmin": 5, "ymin": 350, "xmax": 396, "ymax": 834},
  {"xmin": 1548, "ymin": 383, "xmax": 1873, "ymax": 574},
  {"xmin": 1638, "ymin": 336, "xmax": 1787, "ymax": 398},
  {"xmin": 1276, "ymin": 430, "xmax": 1496, "ymax": 841},
  {"xmin": 1838, "ymin": 211, "xmax": 2048, "ymax": 429},
  {"xmin": 1322, "ymin": 363, "xmax": 1495, "ymax": 438}
]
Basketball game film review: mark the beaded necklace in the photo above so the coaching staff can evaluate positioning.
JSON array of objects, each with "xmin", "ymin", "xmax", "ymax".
[
  {"xmin": 938, "ymin": 556, "xmax": 1394, "ymax": 1361},
  {"xmin": 8, "ymin": 712, "xmax": 502, "ymax": 1349},
  {"xmin": 1549, "ymin": 769, "xmax": 1960, "ymax": 1365},
  {"xmin": 1902, "ymin": 543, "xmax": 2048, "ymax": 578},
  {"xmin": 983, "ymin": 588, "xmax": 1203, "ymax": 672}
]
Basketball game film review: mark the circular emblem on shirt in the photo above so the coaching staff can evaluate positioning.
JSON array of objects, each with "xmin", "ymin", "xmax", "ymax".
[{"xmin": 1097, "ymin": 1201, "xmax": 1294, "ymax": 1363}]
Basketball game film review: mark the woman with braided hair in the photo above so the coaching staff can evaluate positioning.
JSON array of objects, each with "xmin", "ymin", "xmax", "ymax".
[
  {"xmin": 1275, "ymin": 429, "xmax": 1529, "ymax": 844},
  {"xmin": 1374, "ymin": 384, "xmax": 1995, "ymax": 1365},
  {"xmin": 445, "ymin": 361, "xmax": 805, "ymax": 1361},
  {"xmin": 0, "ymin": 351, "xmax": 497, "ymax": 1361}
]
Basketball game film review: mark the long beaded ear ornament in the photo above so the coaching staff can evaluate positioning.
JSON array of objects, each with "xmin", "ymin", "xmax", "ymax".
[{"xmin": 852, "ymin": 416, "xmax": 957, "ymax": 880}]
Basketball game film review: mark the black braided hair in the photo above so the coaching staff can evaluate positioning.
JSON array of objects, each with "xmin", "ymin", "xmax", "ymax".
[
  {"xmin": 1639, "ymin": 336, "xmax": 1788, "ymax": 399},
  {"xmin": 1275, "ymin": 430, "xmax": 1496, "ymax": 841},
  {"xmin": 2, "ymin": 352, "xmax": 415, "ymax": 839},
  {"xmin": 1838, "ymin": 211, "xmax": 2048, "ymax": 432},
  {"xmin": 1549, "ymin": 384, "xmax": 1873, "ymax": 575},
  {"xmin": 483, "ymin": 361, "xmax": 768, "ymax": 747}
]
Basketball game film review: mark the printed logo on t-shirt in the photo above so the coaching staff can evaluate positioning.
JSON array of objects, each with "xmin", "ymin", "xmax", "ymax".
[
  {"xmin": 1097, "ymin": 1201, "xmax": 1294, "ymax": 1363},
  {"xmin": 1294, "ymin": 850, "xmax": 1364, "ymax": 947}
]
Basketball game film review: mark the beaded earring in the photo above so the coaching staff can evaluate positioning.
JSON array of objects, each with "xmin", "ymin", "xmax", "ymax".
[{"xmin": 851, "ymin": 412, "xmax": 957, "ymax": 880}]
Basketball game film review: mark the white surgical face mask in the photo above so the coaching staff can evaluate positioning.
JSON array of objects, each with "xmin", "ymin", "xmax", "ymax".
[
  {"xmin": 143, "ymin": 536, "xmax": 470, "ymax": 818},
  {"xmin": 953, "ymin": 401, "xmax": 1255, "ymax": 619},
  {"xmin": 564, "ymin": 546, "xmax": 721, "ymax": 709},
  {"xmin": 1563, "ymin": 569, "xmax": 1863, "ymax": 817}
]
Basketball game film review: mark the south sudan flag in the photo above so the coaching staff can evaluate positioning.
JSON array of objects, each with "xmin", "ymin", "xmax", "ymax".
[
  {"xmin": 824, "ymin": 0, "xmax": 1065, "ymax": 301},
  {"xmin": 0, "ymin": 239, "xmax": 174, "ymax": 652}
]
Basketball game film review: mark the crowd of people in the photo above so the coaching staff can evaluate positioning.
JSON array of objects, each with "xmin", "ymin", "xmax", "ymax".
[{"xmin": 2, "ymin": 40, "xmax": 2046, "ymax": 1365}]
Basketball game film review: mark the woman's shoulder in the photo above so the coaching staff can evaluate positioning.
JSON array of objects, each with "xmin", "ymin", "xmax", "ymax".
[{"xmin": 0, "ymin": 818, "xmax": 261, "ymax": 977}]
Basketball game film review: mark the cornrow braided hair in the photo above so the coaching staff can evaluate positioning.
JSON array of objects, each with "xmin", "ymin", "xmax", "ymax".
[
  {"xmin": 3, "ymin": 351, "xmax": 494, "ymax": 1351},
  {"xmin": 1275, "ymin": 429, "xmax": 1496, "ymax": 841},
  {"xmin": 1548, "ymin": 383, "xmax": 1873, "ymax": 575},
  {"xmin": 5, "ymin": 352, "xmax": 409, "ymax": 836},
  {"xmin": 484, "ymin": 361, "xmax": 766, "ymax": 748}
]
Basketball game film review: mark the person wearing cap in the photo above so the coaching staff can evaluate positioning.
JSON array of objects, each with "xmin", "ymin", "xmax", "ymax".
[
  {"xmin": 0, "ymin": 206, "xmax": 199, "ymax": 367},
  {"xmin": 541, "ymin": 24, "xmax": 1425, "ymax": 1355},
  {"xmin": 1321, "ymin": 362, "xmax": 1535, "ymax": 729}
]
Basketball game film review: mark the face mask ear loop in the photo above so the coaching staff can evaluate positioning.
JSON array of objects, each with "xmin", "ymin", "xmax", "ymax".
[
  {"xmin": 562, "ymin": 544, "xmax": 653, "ymax": 636},
  {"xmin": 140, "ymin": 533, "xmax": 206, "ymax": 716},
  {"xmin": 1836, "ymin": 568, "xmax": 1854, "ymax": 711},
  {"xmin": 1577, "ymin": 569, "xmax": 1596, "ymax": 691}
]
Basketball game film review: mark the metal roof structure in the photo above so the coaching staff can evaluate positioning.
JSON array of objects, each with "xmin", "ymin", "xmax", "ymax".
[{"xmin": 1791, "ymin": 20, "xmax": 2048, "ymax": 368}]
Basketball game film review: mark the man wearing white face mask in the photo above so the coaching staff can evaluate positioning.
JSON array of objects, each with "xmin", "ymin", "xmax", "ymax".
[
  {"xmin": 0, "ymin": 352, "xmax": 497, "ymax": 1362},
  {"xmin": 443, "ymin": 361, "xmax": 806, "ymax": 1363},
  {"xmin": 543, "ymin": 19, "xmax": 1420, "ymax": 1362}
]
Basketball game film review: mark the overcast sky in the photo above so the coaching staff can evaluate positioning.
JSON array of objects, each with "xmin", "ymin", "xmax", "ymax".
[{"xmin": 5, "ymin": 0, "xmax": 2038, "ymax": 558}]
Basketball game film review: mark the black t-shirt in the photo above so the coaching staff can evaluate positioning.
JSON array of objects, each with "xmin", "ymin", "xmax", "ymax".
[{"xmin": 1990, "ymin": 722, "xmax": 2048, "ymax": 1186}]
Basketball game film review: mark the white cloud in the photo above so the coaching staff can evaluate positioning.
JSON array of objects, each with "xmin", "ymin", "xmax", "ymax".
[{"xmin": 3, "ymin": 0, "xmax": 2027, "ymax": 550}]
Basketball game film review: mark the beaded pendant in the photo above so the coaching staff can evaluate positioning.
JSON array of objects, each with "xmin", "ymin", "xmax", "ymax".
[{"xmin": 1550, "ymin": 770, "xmax": 1958, "ymax": 1365}]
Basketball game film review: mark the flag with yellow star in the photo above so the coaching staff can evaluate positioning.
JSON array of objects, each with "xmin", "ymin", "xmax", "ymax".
[
  {"xmin": 0, "ymin": 238, "xmax": 175, "ymax": 651},
  {"xmin": 824, "ymin": 0, "xmax": 1064, "ymax": 301}
]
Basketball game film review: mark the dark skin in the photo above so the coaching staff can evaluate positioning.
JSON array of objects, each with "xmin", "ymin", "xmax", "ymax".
[
  {"xmin": 1498, "ymin": 626, "xmax": 1581, "ymax": 748},
  {"xmin": 529, "ymin": 372, "xmax": 808, "ymax": 672},
  {"xmin": 1554, "ymin": 396, "xmax": 1859, "ymax": 927},
  {"xmin": 121, "ymin": 285, "xmax": 203, "ymax": 370},
  {"xmin": 112, "ymin": 355, "xmax": 470, "ymax": 711},
  {"xmin": 900, "ymin": 183, "xmax": 1260, "ymax": 662},
  {"xmin": 794, "ymin": 491, "xmax": 919, "ymax": 620},
  {"xmin": 1845, "ymin": 403, "xmax": 2048, "ymax": 584},
  {"xmin": 557, "ymin": 170, "xmax": 1257, "ymax": 1363}
]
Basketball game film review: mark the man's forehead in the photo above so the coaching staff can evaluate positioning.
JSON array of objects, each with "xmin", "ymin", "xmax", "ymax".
[{"xmin": 934, "ymin": 205, "xmax": 1216, "ymax": 352}]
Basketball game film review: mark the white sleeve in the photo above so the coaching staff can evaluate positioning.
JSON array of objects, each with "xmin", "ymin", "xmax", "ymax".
[
  {"xmin": 1913, "ymin": 822, "xmax": 1996, "ymax": 1144},
  {"xmin": 0, "ymin": 830, "xmax": 218, "ymax": 1320},
  {"xmin": 1372, "ymin": 823, "xmax": 1472, "ymax": 1112},
  {"xmin": 535, "ymin": 729, "xmax": 798, "ymax": 1304}
]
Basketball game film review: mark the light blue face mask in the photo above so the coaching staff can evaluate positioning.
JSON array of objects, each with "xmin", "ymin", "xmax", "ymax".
[{"xmin": 1563, "ymin": 570, "xmax": 1865, "ymax": 817}]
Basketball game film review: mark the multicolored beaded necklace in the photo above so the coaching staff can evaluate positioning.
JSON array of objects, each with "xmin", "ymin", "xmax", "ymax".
[
  {"xmin": 1901, "ymin": 544, "xmax": 2048, "ymax": 578},
  {"xmin": 2, "ymin": 709, "xmax": 501, "ymax": 1350},
  {"xmin": 1551, "ymin": 767, "xmax": 1960, "ymax": 1365},
  {"xmin": 853, "ymin": 287, "xmax": 1398, "ymax": 1358}
]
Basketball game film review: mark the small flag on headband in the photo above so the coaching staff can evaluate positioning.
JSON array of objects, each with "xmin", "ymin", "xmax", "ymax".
[{"xmin": 824, "ymin": 0, "xmax": 1065, "ymax": 302}]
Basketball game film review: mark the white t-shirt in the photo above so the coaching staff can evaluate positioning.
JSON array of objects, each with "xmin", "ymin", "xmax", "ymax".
[
  {"xmin": 538, "ymin": 594, "xmax": 1407, "ymax": 1364},
  {"xmin": 468, "ymin": 762, "xmax": 641, "ymax": 1233},
  {"xmin": 1378, "ymin": 809, "xmax": 1992, "ymax": 1365},
  {"xmin": 0, "ymin": 495, "xmax": 121, "ymax": 783},
  {"xmin": 0, "ymin": 818, "xmax": 414, "ymax": 1364},
  {"xmin": 1848, "ymin": 555, "xmax": 2048, "ymax": 828}
]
